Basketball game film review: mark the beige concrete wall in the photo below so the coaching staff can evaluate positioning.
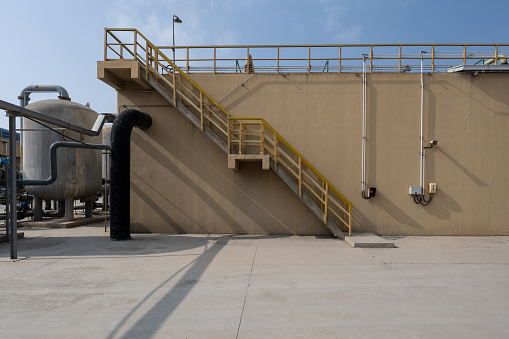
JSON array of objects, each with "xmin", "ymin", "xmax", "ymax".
[
  {"xmin": 122, "ymin": 71, "xmax": 509, "ymax": 235},
  {"xmin": 0, "ymin": 140, "xmax": 22, "ymax": 169}
]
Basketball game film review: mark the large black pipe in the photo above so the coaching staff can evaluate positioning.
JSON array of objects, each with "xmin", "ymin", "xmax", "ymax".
[{"xmin": 110, "ymin": 109, "xmax": 152, "ymax": 240}]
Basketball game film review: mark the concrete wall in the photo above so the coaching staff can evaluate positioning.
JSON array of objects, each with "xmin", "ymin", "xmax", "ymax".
[
  {"xmin": 0, "ymin": 140, "xmax": 21, "ymax": 169},
  {"xmin": 120, "ymin": 71, "xmax": 509, "ymax": 235}
]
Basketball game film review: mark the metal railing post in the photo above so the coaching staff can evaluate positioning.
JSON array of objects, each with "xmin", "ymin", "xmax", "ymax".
[
  {"xmin": 308, "ymin": 46, "xmax": 311, "ymax": 73},
  {"xmin": 145, "ymin": 41, "xmax": 149, "ymax": 80},
  {"xmin": 104, "ymin": 29, "xmax": 108, "ymax": 61},
  {"xmin": 260, "ymin": 122, "xmax": 264, "ymax": 154},
  {"xmin": 173, "ymin": 65, "xmax": 177, "ymax": 106},
  {"xmin": 134, "ymin": 31, "xmax": 138, "ymax": 61},
  {"xmin": 398, "ymin": 45, "xmax": 402, "ymax": 72},
  {"xmin": 432, "ymin": 45, "xmax": 435, "ymax": 72},
  {"xmin": 324, "ymin": 182, "xmax": 328, "ymax": 224},
  {"xmin": 370, "ymin": 45, "xmax": 373, "ymax": 73},
  {"xmin": 277, "ymin": 46, "xmax": 280, "ymax": 74},
  {"xmin": 298, "ymin": 157, "xmax": 302, "ymax": 198},
  {"xmin": 239, "ymin": 120, "xmax": 243, "ymax": 154},
  {"xmin": 200, "ymin": 91, "xmax": 204, "ymax": 131},
  {"xmin": 339, "ymin": 46, "xmax": 342, "ymax": 73},
  {"xmin": 274, "ymin": 133, "xmax": 278, "ymax": 171},
  {"xmin": 348, "ymin": 204, "xmax": 352, "ymax": 236},
  {"xmin": 187, "ymin": 47, "xmax": 190, "ymax": 73},
  {"xmin": 213, "ymin": 46, "xmax": 216, "ymax": 74}
]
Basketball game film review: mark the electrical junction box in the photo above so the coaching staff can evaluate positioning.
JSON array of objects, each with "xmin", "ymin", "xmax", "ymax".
[
  {"xmin": 409, "ymin": 186, "xmax": 422, "ymax": 195},
  {"xmin": 428, "ymin": 183, "xmax": 437, "ymax": 194},
  {"xmin": 368, "ymin": 187, "xmax": 377, "ymax": 197}
]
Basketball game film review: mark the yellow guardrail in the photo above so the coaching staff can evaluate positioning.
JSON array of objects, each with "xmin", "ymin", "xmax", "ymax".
[
  {"xmin": 153, "ymin": 42, "xmax": 509, "ymax": 74},
  {"xmin": 104, "ymin": 28, "xmax": 353, "ymax": 235}
]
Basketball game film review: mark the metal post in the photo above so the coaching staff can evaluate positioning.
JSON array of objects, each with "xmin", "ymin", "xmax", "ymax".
[
  {"xmin": 85, "ymin": 200, "xmax": 93, "ymax": 218},
  {"xmin": 9, "ymin": 114, "xmax": 17, "ymax": 259},
  {"xmin": 65, "ymin": 197, "xmax": 74, "ymax": 222},
  {"xmin": 173, "ymin": 18, "xmax": 175, "ymax": 62},
  {"xmin": 5, "ymin": 162, "xmax": 9, "ymax": 241},
  {"xmin": 33, "ymin": 196, "xmax": 43, "ymax": 221},
  {"xmin": 105, "ymin": 150, "xmax": 108, "ymax": 232}
]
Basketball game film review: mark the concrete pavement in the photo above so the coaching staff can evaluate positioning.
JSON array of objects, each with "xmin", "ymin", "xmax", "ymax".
[{"xmin": 1, "ymin": 223, "xmax": 508, "ymax": 338}]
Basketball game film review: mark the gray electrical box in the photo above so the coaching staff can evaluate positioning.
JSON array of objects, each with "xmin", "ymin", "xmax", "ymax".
[{"xmin": 409, "ymin": 186, "xmax": 422, "ymax": 195}]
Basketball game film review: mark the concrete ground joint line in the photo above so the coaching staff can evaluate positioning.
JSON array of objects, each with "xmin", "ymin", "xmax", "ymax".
[
  {"xmin": 236, "ymin": 246, "xmax": 258, "ymax": 339},
  {"xmin": 0, "ymin": 257, "xmax": 63, "ymax": 283},
  {"xmin": 0, "ymin": 241, "xmax": 106, "ymax": 282}
]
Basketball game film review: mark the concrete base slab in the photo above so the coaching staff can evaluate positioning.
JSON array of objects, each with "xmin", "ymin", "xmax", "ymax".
[
  {"xmin": 19, "ymin": 216, "xmax": 109, "ymax": 229},
  {"xmin": 1, "ymin": 226, "xmax": 509, "ymax": 338},
  {"xmin": 345, "ymin": 233, "xmax": 395, "ymax": 248},
  {"xmin": 0, "ymin": 231, "xmax": 24, "ymax": 243},
  {"xmin": 228, "ymin": 154, "xmax": 270, "ymax": 170}
]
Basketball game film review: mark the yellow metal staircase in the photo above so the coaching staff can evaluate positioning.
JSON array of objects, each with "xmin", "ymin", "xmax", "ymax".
[{"xmin": 102, "ymin": 28, "xmax": 353, "ymax": 238}]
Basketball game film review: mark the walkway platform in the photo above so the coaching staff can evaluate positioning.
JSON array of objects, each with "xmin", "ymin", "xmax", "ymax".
[
  {"xmin": 1, "ymin": 223, "xmax": 508, "ymax": 338},
  {"xmin": 345, "ymin": 233, "xmax": 395, "ymax": 248}
]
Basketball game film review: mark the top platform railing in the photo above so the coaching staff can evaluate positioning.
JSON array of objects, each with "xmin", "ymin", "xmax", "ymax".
[{"xmin": 156, "ymin": 43, "xmax": 509, "ymax": 74}]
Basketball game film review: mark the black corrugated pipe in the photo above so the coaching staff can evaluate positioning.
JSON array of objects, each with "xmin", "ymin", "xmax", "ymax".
[{"xmin": 110, "ymin": 109, "xmax": 152, "ymax": 240}]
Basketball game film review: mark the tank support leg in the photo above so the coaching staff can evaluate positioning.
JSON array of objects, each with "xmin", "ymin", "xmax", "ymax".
[
  {"xmin": 33, "ymin": 196, "xmax": 43, "ymax": 221},
  {"xmin": 85, "ymin": 200, "xmax": 94, "ymax": 218},
  {"xmin": 65, "ymin": 197, "xmax": 74, "ymax": 221}
]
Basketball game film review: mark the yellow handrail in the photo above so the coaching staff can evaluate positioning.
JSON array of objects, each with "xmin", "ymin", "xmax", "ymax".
[
  {"xmin": 151, "ymin": 41, "xmax": 509, "ymax": 74},
  {"xmin": 228, "ymin": 117, "xmax": 353, "ymax": 234},
  {"xmin": 104, "ymin": 28, "xmax": 353, "ymax": 235}
]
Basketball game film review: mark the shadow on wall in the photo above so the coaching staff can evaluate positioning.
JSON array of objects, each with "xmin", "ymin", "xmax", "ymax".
[
  {"xmin": 130, "ymin": 128, "xmax": 321, "ymax": 235},
  {"xmin": 368, "ymin": 191, "xmax": 424, "ymax": 233},
  {"xmin": 437, "ymin": 148, "xmax": 487, "ymax": 187},
  {"xmin": 130, "ymin": 171, "xmax": 206, "ymax": 234},
  {"xmin": 459, "ymin": 74, "xmax": 509, "ymax": 116},
  {"xmin": 423, "ymin": 188, "xmax": 462, "ymax": 220},
  {"xmin": 223, "ymin": 77, "xmax": 361, "ymax": 113}
]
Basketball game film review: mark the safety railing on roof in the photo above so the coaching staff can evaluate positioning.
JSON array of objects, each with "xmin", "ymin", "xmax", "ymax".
[
  {"xmin": 104, "ymin": 28, "xmax": 353, "ymax": 235},
  {"xmin": 153, "ymin": 43, "xmax": 509, "ymax": 74},
  {"xmin": 229, "ymin": 117, "xmax": 352, "ymax": 233}
]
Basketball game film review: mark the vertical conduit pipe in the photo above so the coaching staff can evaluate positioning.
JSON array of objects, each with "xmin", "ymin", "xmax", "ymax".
[
  {"xmin": 110, "ymin": 109, "xmax": 152, "ymax": 241},
  {"xmin": 361, "ymin": 54, "xmax": 369, "ymax": 198},
  {"xmin": 419, "ymin": 52, "xmax": 425, "ymax": 193}
]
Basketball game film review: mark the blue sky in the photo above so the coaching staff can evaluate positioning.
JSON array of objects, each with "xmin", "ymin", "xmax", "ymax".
[{"xmin": 1, "ymin": 0, "xmax": 507, "ymax": 130}]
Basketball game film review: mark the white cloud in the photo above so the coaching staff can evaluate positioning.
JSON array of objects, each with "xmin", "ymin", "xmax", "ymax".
[
  {"xmin": 323, "ymin": 6, "xmax": 347, "ymax": 31},
  {"xmin": 333, "ymin": 26, "xmax": 362, "ymax": 43}
]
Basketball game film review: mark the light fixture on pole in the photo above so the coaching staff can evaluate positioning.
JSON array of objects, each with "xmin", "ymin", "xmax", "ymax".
[{"xmin": 172, "ymin": 15, "xmax": 182, "ymax": 63}]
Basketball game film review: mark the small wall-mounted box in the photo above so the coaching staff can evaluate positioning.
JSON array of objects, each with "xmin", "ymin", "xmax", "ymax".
[
  {"xmin": 409, "ymin": 185, "xmax": 423, "ymax": 195},
  {"xmin": 428, "ymin": 183, "xmax": 437, "ymax": 194},
  {"xmin": 368, "ymin": 187, "xmax": 377, "ymax": 197}
]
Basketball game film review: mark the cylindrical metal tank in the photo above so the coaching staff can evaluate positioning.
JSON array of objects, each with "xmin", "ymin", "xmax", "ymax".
[{"xmin": 23, "ymin": 99, "xmax": 102, "ymax": 201}]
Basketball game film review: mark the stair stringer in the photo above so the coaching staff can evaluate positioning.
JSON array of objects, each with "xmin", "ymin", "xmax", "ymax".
[{"xmin": 146, "ymin": 72, "xmax": 345, "ymax": 239}]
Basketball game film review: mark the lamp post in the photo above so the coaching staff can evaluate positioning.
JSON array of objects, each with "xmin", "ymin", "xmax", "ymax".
[{"xmin": 172, "ymin": 15, "xmax": 182, "ymax": 63}]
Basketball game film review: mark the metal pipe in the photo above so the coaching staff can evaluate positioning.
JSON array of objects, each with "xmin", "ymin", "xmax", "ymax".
[
  {"xmin": 18, "ymin": 85, "xmax": 71, "ymax": 169},
  {"xmin": 110, "ymin": 109, "xmax": 152, "ymax": 241},
  {"xmin": 0, "ymin": 99, "xmax": 114, "ymax": 137},
  {"xmin": 9, "ymin": 114, "xmax": 17, "ymax": 259},
  {"xmin": 18, "ymin": 85, "xmax": 71, "ymax": 107},
  {"xmin": 420, "ymin": 52, "xmax": 425, "ymax": 194},
  {"xmin": 4, "ymin": 161, "xmax": 9, "ymax": 241},
  {"xmin": 0, "ymin": 141, "xmax": 109, "ymax": 187},
  {"xmin": 361, "ymin": 54, "xmax": 367, "ymax": 196}
]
